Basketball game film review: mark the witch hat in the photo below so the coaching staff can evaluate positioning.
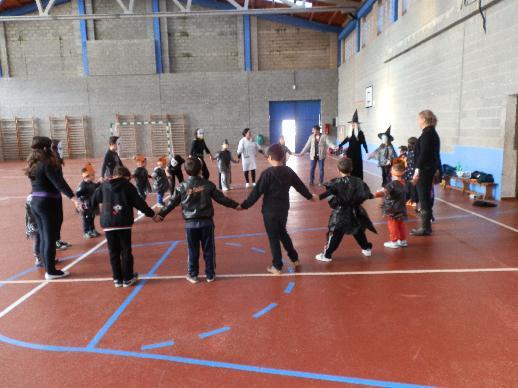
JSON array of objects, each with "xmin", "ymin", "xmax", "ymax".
[
  {"xmin": 348, "ymin": 109, "xmax": 361, "ymax": 124},
  {"xmin": 378, "ymin": 126, "xmax": 394, "ymax": 142},
  {"xmin": 223, "ymin": 139, "xmax": 229, "ymax": 145}
]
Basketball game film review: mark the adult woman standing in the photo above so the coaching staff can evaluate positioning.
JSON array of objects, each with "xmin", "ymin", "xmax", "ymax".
[
  {"xmin": 51, "ymin": 139, "xmax": 72, "ymax": 251},
  {"xmin": 411, "ymin": 110, "xmax": 441, "ymax": 236},
  {"xmin": 190, "ymin": 128, "xmax": 212, "ymax": 180},
  {"xmin": 337, "ymin": 110, "xmax": 368, "ymax": 179},
  {"xmin": 237, "ymin": 128, "xmax": 262, "ymax": 187},
  {"xmin": 25, "ymin": 137, "xmax": 79, "ymax": 279}
]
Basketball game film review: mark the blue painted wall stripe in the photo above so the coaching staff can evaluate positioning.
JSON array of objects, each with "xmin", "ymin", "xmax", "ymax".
[
  {"xmin": 391, "ymin": 0, "xmax": 399, "ymax": 23},
  {"xmin": 141, "ymin": 340, "xmax": 175, "ymax": 350},
  {"xmin": 87, "ymin": 242, "xmax": 178, "ymax": 348},
  {"xmin": 356, "ymin": 18, "xmax": 361, "ymax": 53},
  {"xmin": 243, "ymin": 15, "xmax": 252, "ymax": 72},
  {"xmin": 252, "ymin": 303, "xmax": 278, "ymax": 318},
  {"xmin": 152, "ymin": 0, "xmax": 163, "ymax": 74},
  {"xmin": 199, "ymin": 326, "xmax": 231, "ymax": 339},
  {"xmin": 284, "ymin": 282, "xmax": 295, "ymax": 294},
  {"xmin": 77, "ymin": 0, "xmax": 89, "ymax": 76}
]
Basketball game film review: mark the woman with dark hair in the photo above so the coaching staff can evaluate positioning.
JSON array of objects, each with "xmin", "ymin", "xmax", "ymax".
[
  {"xmin": 411, "ymin": 110, "xmax": 441, "ymax": 236},
  {"xmin": 189, "ymin": 128, "xmax": 212, "ymax": 180},
  {"xmin": 237, "ymin": 128, "xmax": 262, "ymax": 187},
  {"xmin": 51, "ymin": 139, "xmax": 71, "ymax": 250},
  {"xmin": 25, "ymin": 136, "xmax": 80, "ymax": 279}
]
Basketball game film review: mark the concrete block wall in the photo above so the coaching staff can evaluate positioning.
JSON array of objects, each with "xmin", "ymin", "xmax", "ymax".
[
  {"xmin": 338, "ymin": 0, "xmax": 518, "ymax": 198},
  {"xmin": 92, "ymin": 0, "xmax": 149, "ymax": 40},
  {"xmin": 257, "ymin": 19, "xmax": 336, "ymax": 71},
  {"xmin": 2, "ymin": 2, "xmax": 82, "ymax": 77},
  {"xmin": 166, "ymin": 6, "xmax": 240, "ymax": 73}
]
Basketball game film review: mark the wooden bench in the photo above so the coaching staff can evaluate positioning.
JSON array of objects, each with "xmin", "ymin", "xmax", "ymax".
[{"xmin": 444, "ymin": 176, "xmax": 497, "ymax": 200}]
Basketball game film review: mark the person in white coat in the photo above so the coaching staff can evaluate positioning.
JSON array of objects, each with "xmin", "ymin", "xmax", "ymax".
[
  {"xmin": 237, "ymin": 128, "xmax": 263, "ymax": 188},
  {"xmin": 299, "ymin": 125, "xmax": 336, "ymax": 186}
]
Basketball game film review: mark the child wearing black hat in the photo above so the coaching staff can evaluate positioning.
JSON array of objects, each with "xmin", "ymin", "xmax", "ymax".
[
  {"xmin": 368, "ymin": 126, "xmax": 397, "ymax": 187},
  {"xmin": 214, "ymin": 139, "xmax": 238, "ymax": 191},
  {"xmin": 101, "ymin": 136, "xmax": 124, "ymax": 180},
  {"xmin": 239, "ymin": 144, "xmax": 317, "ymax": 274},
  {"xmin": 315, "ymin": 157, "xmax": 376, "ymax": 262}
]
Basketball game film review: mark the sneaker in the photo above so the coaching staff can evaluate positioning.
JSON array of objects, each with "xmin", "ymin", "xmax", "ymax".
[
  {"xmin": 266, "ymin": 266, "xmax": 282, "ymax": 275},
  {"xmin": 45, "ymin": 270, "xmax": 70, "ymax": 280},
  {"xmin": 55, "ymin": 240, "xmax": 71, "ymax": 250},
  {"xmin": 123, "ymin": 273, "xmax": 139, "ymax": 288},
  {"xmin": 91, "ymin": 230, "xmax": 101, "ymax": 237},
  {"xmin": 186, "ymin": 275, "xmax": 200, "ymax": 284},
  {"xmin": 137, "ymin": 210, "xmax": 143, "ymax": 216},
  {"xmin": 397, "ymin": 240, "xmax": 408, "ymax": 247},
  {"xmin": 361, "ymin": 249, "xmax": 372, "ymax": 257},
  {"xmin": 206, "ymin": 275, "xmax": 216, "ymax": 283},
  {"xmin": 113, "ymin": 280, "xmax": 123, "ymax": 288},
  {"xmin": 292, "ymin": 260, "xmax": 301, "ymax": 268},
  {"xmin": 156, "ymin": 203, "xmax": 165, "ymax": 208},
  {"xmin": 384, "ymin": 241, "xmax": 400, "ymax": 249},
  {"xmin": 222, "ymin": 187, "xmax": 229, "ymax": 191},
  {"xmin": 34, "ymin": 257, "xmax": 43, "ymax": 267},
  {"xmin": 315, "ymin": 253, "xmax": 332, "ymax": 262},
  {"xmin": 253, "ymin": 183, "xmax": 256, "ymax": 187},
  {"xmin": 84, "ymin": 233, "xmax": 94, "ymax": 239},
  {"xmin": 245, "ymin": 183, "xmax": 251, "ymax": 188}
]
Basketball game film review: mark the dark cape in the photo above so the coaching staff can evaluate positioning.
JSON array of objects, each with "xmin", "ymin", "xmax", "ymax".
[
  {"xmin": 319, "ymin": 176, "xmax": 377, "ymax": 235},
  {"xmin": 338, "ymin": 131, "xmax": 368, "ymax": 179}
]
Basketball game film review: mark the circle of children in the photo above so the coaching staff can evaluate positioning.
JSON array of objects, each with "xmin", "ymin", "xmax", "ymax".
[{"xmin": 24, "ymin": 110, "xmax": 441, "ymax": 287}]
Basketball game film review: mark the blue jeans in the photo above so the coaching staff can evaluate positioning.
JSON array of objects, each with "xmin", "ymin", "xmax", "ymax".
[
  {"xmin": 309, "ymin": 159, "xmax": 325, "ymax": 185},
  {"xmin": 157, "ymin": 191, "xmax": 165, "ymax": 205}
]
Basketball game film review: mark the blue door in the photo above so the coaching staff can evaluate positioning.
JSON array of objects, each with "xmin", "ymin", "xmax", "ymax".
[{"xmin": 269, "ymin": 100, "xmax": 321, "ymax": 153}]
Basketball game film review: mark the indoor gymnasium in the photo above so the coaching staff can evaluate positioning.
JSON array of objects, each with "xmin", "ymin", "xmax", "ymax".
[{"xmin": 0, "ymin": 0, "xmax": 517, "ymax": 387}]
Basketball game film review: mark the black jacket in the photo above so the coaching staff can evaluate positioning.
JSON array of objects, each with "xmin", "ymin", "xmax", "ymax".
[
  {"xmin": 152, "ymin": 167, "xmax": 170, "ymax": 193},
  {"xmin": 190, "ymin": 139, "xmax": 211, "ymax": 159},
  {"xmin": 159, "ymin": 176, "xmax": 238, "ymax": 220},
  {"xmin": 76, "ymin": 180, "xmax": 100, "ymax": 211},
  {"xmin": 241, "ymin": 166, "xmax": 313, "ymax": 214},
  {"xmin": 319, "ymin": 176, "xmax": 376, "ymax": 235},
  {"xmin": 101, "ymin": 149, "xmax": 123, "ymax": 179},
  {"xmin": 92, "ymin": 178, "xmax": 155, "ymax": 229},
  {"xmin": 415, "ymin": 126, "xmax": 441, "ymax": 172},
  {"xmin": 382, "ymin": 180, "xmax": 407, "ymax": 220},
  {"xmin": 167, "ymin": 155, "xmax": 185, "ymax": 173},
  {"xmin": 29, "ymin": 161, "xmax": 74, "ymax": 198},
  {"xmin": 133, "ymin": 167, "xmax": 151, "ymax": 194}
]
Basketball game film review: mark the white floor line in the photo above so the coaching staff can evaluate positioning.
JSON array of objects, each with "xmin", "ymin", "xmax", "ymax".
[
  {"xmin": 0, "ymin": 200, "xmax": 165, "ymax": 319},
  {"xmin": 2, "ymin": 267, "xmax": 518, "ymax": 285},
  {"xmin": 361, "ymin": 166, "xmax": 518, "ymax": 233}
]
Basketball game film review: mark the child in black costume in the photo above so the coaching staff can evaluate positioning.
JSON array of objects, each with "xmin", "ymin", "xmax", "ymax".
[
  {"xmin": 152, "ymin": 156, "xmax": 170, "ymax": 207},
  {"xmin": 167, "ymin": 154, "xmax": 185, "ymax": 194},
  {"xmin": 133, "ymin": 155, "xmax": 151, "ymax": 200},
  {"xmin": 315, "ymin": 157, "xmax": 376, "ymax": 262},
  {"xmin": 76, "ymin": 163, "xmax": 101, "ymax": 239}
]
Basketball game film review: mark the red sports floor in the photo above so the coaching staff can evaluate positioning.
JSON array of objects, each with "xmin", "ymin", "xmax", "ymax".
[{"xmin": 0, "ymin": 156, "xmax": 517, "ymax": 387}]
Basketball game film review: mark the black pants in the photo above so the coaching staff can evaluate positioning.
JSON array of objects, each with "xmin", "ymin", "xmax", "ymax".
[
  {"xmin": 244, "ymin": 169, "xmax": 256, "ymax": 183},
  {"xmin": 31, "ymin": 197, "xmax": 60, "ymax": 274},
  {"xmin": 416, "ymin": 169, "xmax": 435, "ymax": 213},
  {"xmin": 324, "ymin": 229, "xmax": 372, "ymax": 258},
  {"xmin": 32, "ymin": 233, "xmax": 41, "ymax": 258},
  {"xmin": 381, "ymin": 166, "xmax": 392, "ymax": 187},
  {"xmin": 81, "ymin": 211, "xmax": 95, "ymax": 233},
  {"xmin": 169, "ymin": 171, "xmax": 184, "ymax": 194},
  {"xmin": 57, "ymin": 196, "xmax": 63, "ymax": 241},
  {"xmin": 185, "ymin": 225, "xmax": 215, "ymax": 278},
  {"xmin": 263, "ymin": 212, "xmax": 298, "ymax": 270},
  {"xmin": 105, "ymin": 229, "xmax": 134, "ymax": 282},
  {"xmin": 201, "ymin": 158, "xmax": 210, "ymax": 180}
]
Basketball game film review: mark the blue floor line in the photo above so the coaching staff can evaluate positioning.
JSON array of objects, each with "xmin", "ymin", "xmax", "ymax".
[
  {"xmin": 252, "ymin": 303, "xmax": 278, "ymax": 318},
  {"xmin": 198, "ymin": 326, "xmax": 231, "ymax": 339},
  {"xmin": 251, "ymin": 247, "xmax": 265, "ymax": 254},
  {"xmin": 86, "ymin": 242, "xmax": 178, "ymax": 349},
  {"xmin": 225, "ymin": 242, "xmax": 243, "ymax": 247},
  {"xmin": 0, "ymin": 333, "xmax": 432, "ymax": 387},
  {"xmin": 141, "ymin": 340, "xmax": 175, "ymax": 351},
  {"xmin": 284, "ymin": 282, "xmax": 295, "ymax": 294}
]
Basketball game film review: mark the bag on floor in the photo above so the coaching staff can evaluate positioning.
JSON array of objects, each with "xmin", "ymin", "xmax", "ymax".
[{"xmin": 442, "ymin": 164, "xmax": 456, "ymax": 177}]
